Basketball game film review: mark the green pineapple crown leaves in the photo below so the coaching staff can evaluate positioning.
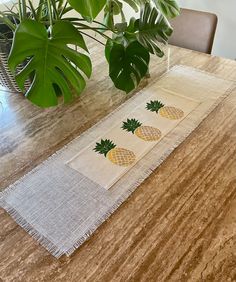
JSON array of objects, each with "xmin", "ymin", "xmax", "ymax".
[
  {"xmin": 146, "ymin": 100, "xmax": 165, "ymax": 113},
  {"xmin": 122, "ymin": 118, "xmax": 142, "ymax": 134},
  {"xmin": 94, "ymin": 139, "xmax": 116, "ymax": 157}
]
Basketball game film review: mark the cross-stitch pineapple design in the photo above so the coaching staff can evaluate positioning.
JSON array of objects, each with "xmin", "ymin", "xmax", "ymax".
[
  {"xmin": 146, "ymin": 100, "xmax": 184, "ymax": 120},
  {"xmin": 94, "ymin": 139, "xmax": 136, "ymax": 167},
  {"xmin": 122, "ymin": 118, "xmax": 162, "ymax": 141}
]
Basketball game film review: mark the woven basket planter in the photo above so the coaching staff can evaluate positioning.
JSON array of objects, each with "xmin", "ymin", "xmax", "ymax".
[{"xmin": 0, "ymin": 39, "xmax": 30, "ymax": 93}]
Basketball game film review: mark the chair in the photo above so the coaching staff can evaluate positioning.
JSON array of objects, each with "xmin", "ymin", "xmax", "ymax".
[{"xmin": 168, "ymin": 8, "xmax": 218, "ymax": 54}]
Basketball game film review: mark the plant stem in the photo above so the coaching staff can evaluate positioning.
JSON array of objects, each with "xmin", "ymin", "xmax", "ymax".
[
  {"xmin": 79, "ymin": 31, "xmax": 105, "ymax": 46},
  {"xmin": 0, "ymin": 13, "xmax": 17, "ymax": 30},
  {"xmin": 65, "ymin": 17, "xmax": 115, "ymax": 33},
  {"xmin": 72, "ymin": 22, "xmax": 111, "ymax": 40},
  {"xmin": 76, "ymin": 27, "xmax": 108, "ymax": 31},
  {"xmin": 18, "ymin": 0, "xmax": 23, "ymax": 21},
  {"xmin": 21, "ymin": 0, "xmax": 27, "ymax": 19},
  {"xmin": 46, "ymin": 0, "xmax": 53, "ymax": 36},
  {"xmin": 93, "ymin": 20, "xmax": 111, "ymax": 29},
  {"xmin": 59, "ymin": 1, "xmax": 68, "ymax": 18},
  {"xmin": 51, "ymin": 0, "xmax": 59, "ymax": 20}
]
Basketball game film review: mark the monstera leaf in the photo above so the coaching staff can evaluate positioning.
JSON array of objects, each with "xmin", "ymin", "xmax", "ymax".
[
  {"xmin": 154, "ymin": 0, "xmax": 180, "ymax": 18},
  {"xmin": 103, "ymin": 0, "xmax": 140, "ymax": 29},
  {"xmin": 106, "ymin": 40, "xmax": 150, "ymax": 93},
  {"xmin": 103, "ymin": 0, "xmax": 123, "ymax": 29},
  {"xmin": 8, "ymin": 20, "xmax": 92, "ymax": 108},
  {"xmin": 136, "ymin": 3, "xmax": 173, "ymax": 56},
  {"xmin": 68, "ymin": 0, "xmax": 106, "ymax": 20}
]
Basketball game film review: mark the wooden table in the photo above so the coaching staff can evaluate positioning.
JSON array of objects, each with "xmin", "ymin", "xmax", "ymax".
[{"xmin": 1, "ymin": 41, "xmax": 236, "ymax": 281}]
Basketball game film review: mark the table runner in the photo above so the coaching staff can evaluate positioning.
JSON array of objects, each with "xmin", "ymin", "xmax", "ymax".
[{"xmin": 0, "ymin": 65, "xmax": 235, "ymax": 258}]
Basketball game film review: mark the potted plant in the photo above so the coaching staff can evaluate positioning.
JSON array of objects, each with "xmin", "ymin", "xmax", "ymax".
[
  {"xmin": 0, "ymin": 6, "xmax": 22, "ymax": 92},
  {"xmin": 0, "ymin": 0, "xmax": 179, "ymax": 107}
]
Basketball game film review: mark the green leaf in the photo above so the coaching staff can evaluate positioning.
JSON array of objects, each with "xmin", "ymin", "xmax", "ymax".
[
  {"xmin": 154, "ymin": 0, "xmax": 180, "ymax": 18},
  {"xmin": 8, "ymin": 20, "xmax": 92, "ymax": 108},
  {"xmin": 103, "ymin": 8, "xmax": 114, "ymax": 30},
  {"xmin": 111, "ymin": 0, "xmax": 123, "ymax": 15},
  {"xmin": 146, "ymin": 100, "xmax": 165, "ymax": 112},
  {"xmin": 122, "ymin": 118, "xmax": 142, "ymax": 133},
  {"xmin": 126, "ymin": 17, "xmax": 139, "ymax": 33},
  {"xmin": 105, "ymin": 38, "xmax": 114, "ymax": 61},
  {"xmin": 103, "ymin": 0, "xmax": 124, "ymax": 30},
  {"xmin": 68, "ymin": 0, "xmax": 106, "ymax": 20},
  {"xmin": 94, "ymin": 139, "xmax": 116, "ymax": 157},
  {"xmin": 108, "ymin": 40, "xmax": 150, "ymax": 93},
  {"xmin": 136, "ymin": 3, "xmax": 173, "ymax": 56},
  {"xmin": 115, "ymin": 22, "xmax": 128, "ymax": 32},
  {"xmin": 102, "ymin": 0, "xmax": 140, "ymax": 29}
]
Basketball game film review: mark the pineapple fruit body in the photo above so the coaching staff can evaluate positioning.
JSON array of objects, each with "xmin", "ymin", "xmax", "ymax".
[
  {"xmin": 159, "ymin": 106, "xmax": 184, "ymax": 120},
  {"xmin": 134, "ymin": 126, "xmax": 161, "ymax": 141},
  {"xmin": 107, "ymin": 148, "xmax": 136, "ymax": 167}
]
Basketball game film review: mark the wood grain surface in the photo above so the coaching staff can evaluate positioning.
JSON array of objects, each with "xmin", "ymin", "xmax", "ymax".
[{"xmin": 0, "ymin": 41, "xmax": 236, "ymax": 281}]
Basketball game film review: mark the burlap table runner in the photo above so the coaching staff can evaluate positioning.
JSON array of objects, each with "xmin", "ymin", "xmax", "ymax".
[{"xmin": 1, "ymin": 65, "xmax": 234, "ymax": 258}]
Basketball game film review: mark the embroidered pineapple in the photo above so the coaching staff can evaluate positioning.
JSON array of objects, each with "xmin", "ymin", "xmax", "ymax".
[
  {"xmin": 122, "ymin": 118, "xmax": 161, "ymax": 142},
  {"xmin": 94, "ymin": 139, "xmax": 136, "ymax": 167},
  {"xmin": 146, "ymin": 100, "xmax": 184, "ymax": 120}
]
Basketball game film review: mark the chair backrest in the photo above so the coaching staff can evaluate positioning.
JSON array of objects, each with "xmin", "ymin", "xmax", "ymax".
[{"xmin": 168, "ymin": 8, "xmax": 218, "ymax": 54}]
